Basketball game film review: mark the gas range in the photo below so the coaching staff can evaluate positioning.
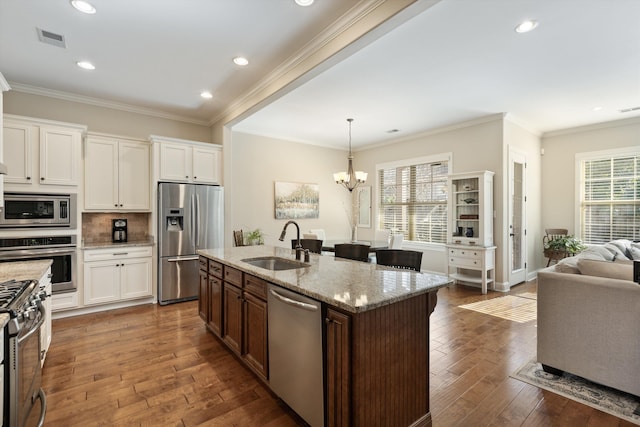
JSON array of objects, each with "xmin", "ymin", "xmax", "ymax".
[
  {"xmin": 0, "ymin": 279, "xmax": 40, "ymax": 316},
  {"xmin": 1, "ymin": 278, "xmax": 48, "ymax": 427}
]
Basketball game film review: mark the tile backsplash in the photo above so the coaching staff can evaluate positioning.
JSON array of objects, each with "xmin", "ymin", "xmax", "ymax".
[{"xmin": 82, "ymin": 212, "xmax": 151, "ymax": 244}]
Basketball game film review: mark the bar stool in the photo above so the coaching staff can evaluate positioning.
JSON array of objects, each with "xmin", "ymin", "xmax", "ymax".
[
  {"xmin": 334, "ymin": 243, "xmax": 370, "ymax": 262},
  {"xmin": 375, "ymin": 249, "xmax": 422, "ymax": 271},
  {"xmin": 291, "ymin": 239, "xmax": 323, "ymax": 254}
]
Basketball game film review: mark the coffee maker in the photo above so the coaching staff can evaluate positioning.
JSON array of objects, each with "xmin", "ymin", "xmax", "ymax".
[{"xmin": 112, "ymin": 219, "xmax": 128, "ymax": 243}]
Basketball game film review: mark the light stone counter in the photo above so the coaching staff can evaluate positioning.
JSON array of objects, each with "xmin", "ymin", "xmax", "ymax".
[
  {"xmin": 197, "ymin": 245, "xmax": 451, "ymax": 313},
  {"xmin": 82, "ymin": 239, "xmax": 155, "ymax": 250},
  {"xmin": 0, "ymin": 259, "xmax": 52, "ymax": 284}
]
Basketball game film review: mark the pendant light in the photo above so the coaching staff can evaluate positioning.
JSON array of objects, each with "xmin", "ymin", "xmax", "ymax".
[{"xmin": 333, "ymin": 118, "xmax": 367, "ymax": 192}]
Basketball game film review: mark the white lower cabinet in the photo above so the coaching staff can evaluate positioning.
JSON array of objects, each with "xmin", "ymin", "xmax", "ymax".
[
  {"xmin": 83, "ymin": 246, "xmax": 152, "ymax": 306},
  {"xmin": 39, "ymin": 267, "xmax": 52, "ymax": 366}
]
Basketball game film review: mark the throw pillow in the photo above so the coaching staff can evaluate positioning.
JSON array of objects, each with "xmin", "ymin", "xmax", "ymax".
[
  {"xmin": 630, "ymin": 242, "xmax": 640, "ymax": 261},
  {"xmin": 576, "ymin": 258, "xmax": 633, "ymax": 281},
  {"xmin": 579, "ymin": 245, "xmax": 615, "ymax": 261},
  {"xmin": 604, "ymin": 239, "xmax": 633, "ymax": 260}
]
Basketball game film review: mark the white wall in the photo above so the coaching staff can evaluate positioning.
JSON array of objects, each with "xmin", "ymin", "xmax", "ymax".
[
  {"xmin": 541, "ymin": 117, "xmax": 640, "ymax": 238},
  {"xmin": 354, "ymin": 116, "xmax": 504, "ymax": 276},
  {"xmin": 4, "ymin": 91, "xmax": 211, "ymax": 142},
  {"xmin": 230, "ymin": 131, "xmax": 352, "ymax": 248}
]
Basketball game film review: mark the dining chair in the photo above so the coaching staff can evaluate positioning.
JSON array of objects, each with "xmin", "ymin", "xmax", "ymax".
[
  {"xmin": 543, "ymin": 228, "xmax": 569, "ymax": 266},
  {"xmin": 233, "ymin": 230, "xmax": 245, "ymax": 247},
  {"xmin": 334, "ymin": 243, "xmax": 370, "ymax": 262},
  {"xmin": 308, "ymin": 229, "xmax": 326, "ymax": 241},
  {"xmin": 291, "ymin": 239, "xmax": 323, "ymax": 254},
  {"xmin": 375, "ymin": 249, "xmax": 423, "ymax": 272},
  {"xmin": 389, "ymin": 233, "xmax": 404, "ymax": 249}
]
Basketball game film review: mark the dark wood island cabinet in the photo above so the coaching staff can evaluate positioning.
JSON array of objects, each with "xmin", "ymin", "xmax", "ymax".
[{"xmin": 198, "ymin": 246, "xmax": 450, "ymax": 427}]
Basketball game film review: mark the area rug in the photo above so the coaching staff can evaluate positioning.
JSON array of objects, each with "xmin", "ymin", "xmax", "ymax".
[
  {"xmin": 511, "ymin": 358, "xmax": 640, "ymax": 424},
  {"xmin": 458, "ymin": 294, "xmax": 536, "ymax": 323}
]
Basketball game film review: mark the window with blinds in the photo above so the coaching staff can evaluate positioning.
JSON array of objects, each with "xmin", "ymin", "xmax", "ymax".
[
  {"xmin": 378, "ymin": 160, "xmax": 449, "ymax": 244},
  {"xmin": 580, "ymin": 150, "xmax": 639, "ymax": 244}
]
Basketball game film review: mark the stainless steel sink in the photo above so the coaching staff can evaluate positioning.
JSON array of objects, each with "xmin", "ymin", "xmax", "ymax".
[{"xmin": 241, "ymin": 256, "xmax": 309, "ymax": 271}]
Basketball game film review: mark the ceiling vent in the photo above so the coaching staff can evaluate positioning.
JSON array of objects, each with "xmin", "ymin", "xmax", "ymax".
[
  {"xmin": 619, "ymin": 106, "xmax": 640, "ymax": 113},
  {"xmin": 36, "ymin": 28, "xmax": 66, "ymax": 48}
]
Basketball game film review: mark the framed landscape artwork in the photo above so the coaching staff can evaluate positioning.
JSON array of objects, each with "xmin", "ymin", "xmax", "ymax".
[{"xmin": 274, "ymin": 181, "xmax": 319, "ymax": 219}]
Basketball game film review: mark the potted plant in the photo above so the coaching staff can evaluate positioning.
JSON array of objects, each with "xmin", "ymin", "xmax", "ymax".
[
  {"xmin": 543, "ymin": 235, "xmax": 586, "ymax": 257},
  {"xmin": 246, "ymin": 228, "xmax": 264, "ymax": 245}
]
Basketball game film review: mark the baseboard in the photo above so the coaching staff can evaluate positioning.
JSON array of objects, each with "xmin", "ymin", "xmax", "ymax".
[{"xmin": 52, "ymin": 296, "xmax": 155, "ymax": 319}]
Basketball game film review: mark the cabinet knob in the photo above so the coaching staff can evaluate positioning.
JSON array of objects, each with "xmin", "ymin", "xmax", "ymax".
[
  {"xmin": 194, "ymin": 176, "xmax": 197, "ymax": 179},
  {"xmin": 41, "ymin": 177, "xmax": 45, "ymax": 181},
  {"xmin": 325, "ymin": 318, "xmax": 333, "ymax": 324},
  {"xmin": 26, "ymin": 176, "xmax": 31, "ymax": 180},
  {"xmin": 186, "ymin": 175, "xmax": 189, "ymax": 178},
  {"xmin": 119, "ymin": 204, "xmax": 123, "ymax": 207},
  {"xmin": 114, "ymin": 204, "xmax": 118, "ymax": 207}
]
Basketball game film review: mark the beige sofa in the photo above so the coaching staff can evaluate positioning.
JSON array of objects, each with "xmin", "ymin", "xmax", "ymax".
[{"xmin": 537, "ymin": 240, "xmax": 640, "ymax": 397}]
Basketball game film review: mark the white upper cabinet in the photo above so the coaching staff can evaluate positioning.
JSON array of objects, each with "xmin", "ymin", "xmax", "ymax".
[
  {"xmin": 3, "ymin": 115, "xmax": 85, "ymax": 189},
  {"xmin": 84, "ymin": 134, "xmax": 150, "ymax": 211},
  {"xmin": 153, "ymin": 136, "xmax": 221, "ymax": 184}
]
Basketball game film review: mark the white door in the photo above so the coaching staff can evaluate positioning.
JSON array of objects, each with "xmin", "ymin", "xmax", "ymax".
[
  {"xmin": 84, "ymin": 261, "xmax": 120, "ymax": 305},
  {"xmin": 40, "ymin": 126, "xmax": 81, "ymax": 186},
  {"xmin": 192, "ymin": 146, "xmax": 220, "ymax": 184},
  {"xmin": 120, "ymin": 257, "xmax": 153, "ymax": 299},
  {"xmin": 508, "ymin": 148, "xmax": 527, "ymax": 285},
  {"xmin": 160, "ymin": 142, "xmax": 191, "ymax": 182},
  {"xmin": 118, "ymin": 141, "xmax": 150, "ymax": 210},
  {"xmin": 3, "ymin": 122, "xmax": 33, "ymax": 184},
  {"xmin": 84, "ymin": 137, "xmax": 118, "ymax": 209}
]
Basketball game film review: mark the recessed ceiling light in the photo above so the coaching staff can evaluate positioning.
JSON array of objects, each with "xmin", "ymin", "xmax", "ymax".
[
  {"xmin": 233, "ymin": 56, "xmax": 249, "ymax": 66},
  {"xmin": 200, "ymin": 91, "xmax": 213, "ymax": 99},
  {"xmin": 295, "ymin": 0, "xmax": 314, "ymax": 6},
  {"xmin": 76, "ymin": 61, "xmax": 95, "ymax": 70},
  {"xmin": 70, "ymin": 0, "xmax": 96, "ymax": 14},
  {"xmin": 515, "ymin": 20, "xmax": 538, "ymax": 33},
  {"xmin": 592, "ymin": 106, "xmax": 603, "ymax": 112}
]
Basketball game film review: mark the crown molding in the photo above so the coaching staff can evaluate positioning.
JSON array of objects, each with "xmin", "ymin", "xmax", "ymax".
[
  {"xmin": 542, "ymin": 115, "xmax": 640, "ymax": 138},
  {"xmin": 0, "ymin": 73, "xmax": 10, "ymax": 91},
  {"xmin": 357, "ymin": 113, "xmax": 507, "ymax": 152},
  {"xmin": 8, "ymin": 82, "xmax": 210, "ymax": 127}
]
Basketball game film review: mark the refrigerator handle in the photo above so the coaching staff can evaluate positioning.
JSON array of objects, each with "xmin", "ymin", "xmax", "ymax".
[
  {"xmin": 190, "ymin": 194, "xmax": 196, "ymax": 244},
  {"xmin": 195, "ymin": 192, "xmax": 201, "ymax": 247}
]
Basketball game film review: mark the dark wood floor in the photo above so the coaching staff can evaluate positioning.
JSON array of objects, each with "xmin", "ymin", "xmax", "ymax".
[{"xmin": 41, "ymin": 281, "xmax": 635, "ymax": 426}]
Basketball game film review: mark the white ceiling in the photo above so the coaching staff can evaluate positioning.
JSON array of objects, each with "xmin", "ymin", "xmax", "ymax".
[{"xmin": 1, "ymin": 0, "xmax": 640, "ymax": 148}]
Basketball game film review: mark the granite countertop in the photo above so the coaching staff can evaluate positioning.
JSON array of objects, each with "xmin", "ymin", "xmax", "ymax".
[
  {"xmin": 197, "ymin": 245, "xmax": 451, "ymax": 313},
  {"xmin": 0, "ymin": 312, "xmax": 8, "ymax": 329},
  {"xmin": 0, "ymin": 259, "xmax": 53, "ymax": 283},
  {"xmin": 82, "ymin": 239, "xmax": 155, "ymax": 249}
]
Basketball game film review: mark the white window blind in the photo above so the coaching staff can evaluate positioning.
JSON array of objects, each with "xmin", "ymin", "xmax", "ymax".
[
  {"xmin": 580, "ymin": 151, "xmax": 639, "ymax": 243},
  {"xmin": 378, "ymin": 160, "xmax": 449, "ymax": 244}
]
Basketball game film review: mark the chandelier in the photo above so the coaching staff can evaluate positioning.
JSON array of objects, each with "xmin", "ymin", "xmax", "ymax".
[{"xmin": 333, "ymin": 118, "xmax": 367, "ymax": 192}]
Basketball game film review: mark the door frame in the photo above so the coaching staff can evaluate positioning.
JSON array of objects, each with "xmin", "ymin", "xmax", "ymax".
[{"xmin": 508, "ymin": 147, "xmax": 527, "ymax": 286}]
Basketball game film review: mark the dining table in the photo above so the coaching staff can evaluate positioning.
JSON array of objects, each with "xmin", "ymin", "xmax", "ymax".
[{"xmin": 321, "ymin": 240, "xmax": 390, "ymax": 253}]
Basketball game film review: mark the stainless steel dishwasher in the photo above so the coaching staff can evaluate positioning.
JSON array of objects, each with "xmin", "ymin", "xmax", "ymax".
[{"xmin": 268, "ymin": 284, "xmax": 324, "ymax": 427}]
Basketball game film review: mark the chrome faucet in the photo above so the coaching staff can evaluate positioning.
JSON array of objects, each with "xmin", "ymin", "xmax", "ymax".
[{"xmin": 279, "ymin": 220, "xmax": 303, "ymax": 260}]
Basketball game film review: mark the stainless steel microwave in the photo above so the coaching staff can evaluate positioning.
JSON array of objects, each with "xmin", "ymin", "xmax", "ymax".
[{"xmin": 0, "ymin": 193, "xmax": 77, "ymax": 228}]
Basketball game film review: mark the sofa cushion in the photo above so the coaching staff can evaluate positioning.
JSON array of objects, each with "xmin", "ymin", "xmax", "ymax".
[
  {"xmin": 630, "ymin": 242, "xmax": 640, "ymax": 260},
  {"xmin": 576, "ymin": 258, "xmax": 634, "ymax": 281},
  {"xmin": 555, "ymin": 257, "xmax": 581, "ymax": 274}
]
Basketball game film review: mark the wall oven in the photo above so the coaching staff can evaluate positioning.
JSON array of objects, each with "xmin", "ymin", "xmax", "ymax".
[
  {"xmin": 0, "ymin": 236, "xmax": 77, "ymax": 294},
  {"xmin": 0, "ymin": 193, "xmax": 76, "ymax": 229}
]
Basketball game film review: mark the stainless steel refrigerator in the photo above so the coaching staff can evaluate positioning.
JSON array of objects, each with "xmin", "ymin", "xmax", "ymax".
[{"xmin": 158, "ymin": 182, "xmax": 224, "ymax": 305}]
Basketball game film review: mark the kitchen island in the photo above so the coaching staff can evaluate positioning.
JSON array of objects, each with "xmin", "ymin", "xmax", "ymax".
[{"xmin": 197, "ymin": 245, "xmax": 451, "ymax": 427}]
